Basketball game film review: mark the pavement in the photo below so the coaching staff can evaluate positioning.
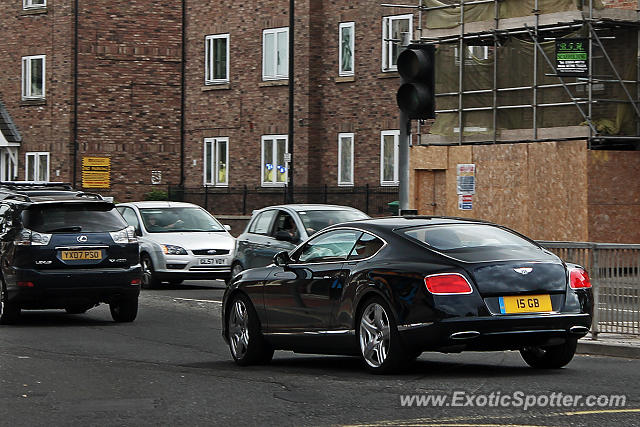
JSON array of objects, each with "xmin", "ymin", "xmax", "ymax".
[{"xmin": 577, "ymin": 332, "xmax": 640, "ymax": 359}]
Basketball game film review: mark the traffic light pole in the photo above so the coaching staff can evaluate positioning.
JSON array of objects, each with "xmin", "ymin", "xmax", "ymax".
[{"xmin": 398, "ymin": 111, "xmax": 411, "ymax": 214}]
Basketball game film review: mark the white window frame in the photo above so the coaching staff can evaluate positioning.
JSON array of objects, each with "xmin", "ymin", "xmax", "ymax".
[
  {"xmin": 262, "ymin": 27, "xmax": 289, "ymax": 81},
  {"xmin": 205, "ymin": 34, "xmax": 230, "ymax": 85},
  {"xmin": 454, "ymin": 46, "xmax": 490, "ymax": 65},
  {"xmin": 21, "ymin": 55, "xmax": 46, "ymax": 100},
  {"xmin": 23, "ymin": 0, "xmax": 46, "ymax": 9},
  {"xmin": 382, "ymin": 14, "xmax": 413, "ymax": 72},
  {"xmin": 338, "ymin": 133, "xmax": 354, "ymax": 186},
  {"xmin": 0, "ymin": 148, "xmax": 18, "ymax": 181},
  {"xmin": 339, "ymin": 22, "xmax": 355, "ymax": 77},
  {"xmin": 261, "ymin": 135, "xmax": 288, "ymax": 187},
  {"xmin": 380, "ymin": 130, "xmax": 399, "ymax": 186},
  {"xmin": 25, "ymin": 152, "xmax": 50, "ymax": 182},
  {"xmin": 203, "ymin": 137, "xmax": 229, "ymax": 187}
]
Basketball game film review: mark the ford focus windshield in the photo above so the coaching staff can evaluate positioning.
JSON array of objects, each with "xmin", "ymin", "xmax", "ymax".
[{"xmin": 140, "ymin": 207, "xmax": 225, "ymax": 233}]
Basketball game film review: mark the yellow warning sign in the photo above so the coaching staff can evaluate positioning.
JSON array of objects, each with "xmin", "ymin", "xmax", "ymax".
[{"xmin": 82, "ymin": 157, "xmax": 110, "ymax": 188}]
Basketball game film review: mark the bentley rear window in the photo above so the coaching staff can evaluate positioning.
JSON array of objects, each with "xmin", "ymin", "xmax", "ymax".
[{"xmin": 398, "ymin": 224, "xmax": 547, "ymax": 262}]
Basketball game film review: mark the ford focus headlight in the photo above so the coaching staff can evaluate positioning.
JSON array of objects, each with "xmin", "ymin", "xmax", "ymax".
[{"xmin": 161, "ymin": 244, "xmax": 188, "ymax": 255}]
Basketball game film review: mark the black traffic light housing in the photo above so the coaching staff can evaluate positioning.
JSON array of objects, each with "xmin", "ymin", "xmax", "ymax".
[{"xmin": 396, "ymin": 44, "xmax": 436, "ymax": 120}]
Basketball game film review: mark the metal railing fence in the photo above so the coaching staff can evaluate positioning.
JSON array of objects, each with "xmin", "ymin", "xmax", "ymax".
[
  {"xmin": 167, "ymin": 185, "xmax": 399, "ymax": 217},
  {"xmin": 539, "ymin": 241, "xmax": 640, "ymax": 338}
]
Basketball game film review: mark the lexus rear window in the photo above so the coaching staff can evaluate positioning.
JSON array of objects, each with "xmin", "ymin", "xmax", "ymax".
[{"xmin": 23, "ymin": 204, "xmax": 128, "ymax": 233}]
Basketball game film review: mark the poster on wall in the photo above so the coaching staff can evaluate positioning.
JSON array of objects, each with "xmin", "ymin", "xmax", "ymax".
[
  {"xmin": 82, "ymin": 157, "xmax": 110, "ymax": 188},
  {"xmin": 456, "ymin": 163, "xmax": 476, "ymax": 195},
  {"xmin": 556, "ymin": 39, "xmax": 588, "ymax": 77},
  {"xmin": 458, "ymin": 194, "xmax": 473, "ymax": 210}
]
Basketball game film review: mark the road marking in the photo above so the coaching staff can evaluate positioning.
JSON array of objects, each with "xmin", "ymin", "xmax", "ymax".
[
  {"xmin": 172, "ymin": 297, "xmax": 222, "ymax": 304},
  {"xmin": 564, "ymin": 408, "xmax": 640, "ymax": 416},
  {"xmin": 346, "ymin": 408, "xmax": 640, "ymax": 426}
]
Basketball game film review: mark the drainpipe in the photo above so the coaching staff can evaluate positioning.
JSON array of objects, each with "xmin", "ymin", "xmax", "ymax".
[
  {"xmin": 287, "ymin": 0, "xmax": 295, "ymax": 203},
  {"xmin": 72, "ymin": 0, "xmax": 79, "ymax": 186},
  {"xmin": 179, "ymin": 0, "xmax": 186, "ymax": 187}
]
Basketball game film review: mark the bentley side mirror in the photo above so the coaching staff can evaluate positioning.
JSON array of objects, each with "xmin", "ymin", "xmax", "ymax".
[{"xmin": 273, "ymin": 251, "xmax": 292, "ymax": 267}]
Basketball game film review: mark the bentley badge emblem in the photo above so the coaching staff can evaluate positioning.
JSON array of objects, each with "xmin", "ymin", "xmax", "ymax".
[{"xmin": 514, "ymin": 267, "xmax": 533, "ymax": 275}]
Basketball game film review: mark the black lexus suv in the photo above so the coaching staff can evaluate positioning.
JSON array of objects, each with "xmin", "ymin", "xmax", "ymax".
[{"xmin": 0, "ymin": 190, "xmax": 141, "ymax": 324}]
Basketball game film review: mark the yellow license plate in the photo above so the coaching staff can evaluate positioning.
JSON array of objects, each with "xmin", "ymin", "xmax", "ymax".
[
  {"xmin": 499, "ymin": 294, "xmax": 552, "ymax": 314},
  {"xmin": 61, "ymin": 250, "xmax": 102, "ymax": 261}
]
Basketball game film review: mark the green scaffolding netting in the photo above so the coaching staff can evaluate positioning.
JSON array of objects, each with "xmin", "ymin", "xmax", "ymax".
[
  {"xmin": 430, "ymin": 28, "xmax": 638, "ymax": 137},
  {"xmin": 422, "ymin": 0, "xmax": 605, "ymax": 30}
]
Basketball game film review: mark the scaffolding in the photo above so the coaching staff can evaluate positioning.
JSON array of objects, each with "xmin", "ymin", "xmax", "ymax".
[{"xmin": 382, "ymin": 0, "xmax": 640, "ymax": 149}]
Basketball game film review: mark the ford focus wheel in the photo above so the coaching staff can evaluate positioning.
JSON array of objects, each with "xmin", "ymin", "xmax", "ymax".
[{"xmin": 141, "ymin": 255, "xmax": 161, "ymax": 289}]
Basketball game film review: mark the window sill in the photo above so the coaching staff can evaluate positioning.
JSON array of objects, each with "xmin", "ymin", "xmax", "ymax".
[
  {"xmin": 377, "ymin": 72, "xmax": 399, "ymax": 79},
  {"xmin": 261, "ymin": 183, "xmax": 287, "ymax": 188},
  {"xmin": 20, "ymin": 7, "xmax": 48, "ymax": 15},
  {"xmin": 202, "ymin": 83, "xmax": 231, "ymax": 91},
  {"xmin": 380, "ymin": 182, "xmax": 399, "ymax": 187},
  {"xmin": 204, "ymin": 184, "xmax": 229, "ymax": 188},
  {"xmin": 20, "ymin": 98, "xmax": 46, "ymax": 106},
  {"xmin": 259, "ymin": 80, "xmax": 288, "ymax": 87},
  {"xmin": 338, "ymin": 183, "xmax": 354, "ymax": 187},
  {"xmin": 335, "ymin": 76, "xmax": 355, "ymax": 83}
]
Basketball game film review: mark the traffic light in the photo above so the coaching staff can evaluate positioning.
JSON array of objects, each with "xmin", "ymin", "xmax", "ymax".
[{"xmin": 396, "ymin": 45, "xmax": 436, "ymax": 120}]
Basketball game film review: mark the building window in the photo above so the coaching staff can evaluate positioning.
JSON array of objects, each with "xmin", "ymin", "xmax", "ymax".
[
  {"xmin": 339, "ymin": 22, "xmax": 355, "ymax": 77},
  {"xmin": 262, "ymin": 27, "xmax": 289, "ymax": 81},
  {"xmin": 0, "ymin": 149, "xmax": 18, "ymax": 181},
  {"xmin": 23, "ymin": 0, "xmax": 46, "ymax": 9},
  {"xmin": 22, "ymin": 55, "xmax": 45, "ymax": 100},
  {"xmin": 382, "ymin": 15, "xmax": 412, "ymax": 72},
  {"xmin": 455, "ymin": 46, "xmax": 490, "ymax": 65},
  {"xmin": 25, "ymin": 152, "xmax": 49, "ymax": 182},
  {"xmin": 204, "ymin": 137, "xmax": 228, "ymax": 186},
  {"xmin": 261, "ymin": 135, "xmax": 288, "ymax": 187},
  {"xmin": 380, "ymin": 130, "xmax": 399, "ymax": 186},
  {"xmin": 338, "ymin": 133, "xmax": 354, "ymax": 186},
  {"xmin": 205, "ymin": 34, "xmax": 229, "ymax": 84}
]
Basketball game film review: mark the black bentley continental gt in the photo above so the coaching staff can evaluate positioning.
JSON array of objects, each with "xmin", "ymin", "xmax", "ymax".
[{"xmin": 222, "ymin": 217, "xmax": 593, "ymax": 373}]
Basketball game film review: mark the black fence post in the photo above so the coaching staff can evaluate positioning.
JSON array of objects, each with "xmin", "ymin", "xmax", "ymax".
[
  {"xmin": 283, "ymin": 186, "xmax": 288, "ymax": 204},
  {"xmin": 365, "ymin": 184, "xmax": 370, "ymax": 215},
  {"xmin": 242, "ymin": 185, "xmax": 247, "ymax": 215},
  {"xmin": 323, "ymin": 184, "xmax": 328, "ymax": 204},
  {"xmin": 204, "ymin": 185, "xmax": 209, "ymax": 211}
]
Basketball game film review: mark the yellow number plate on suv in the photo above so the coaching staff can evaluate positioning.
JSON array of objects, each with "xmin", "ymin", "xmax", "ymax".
[
  {"xmin": 499, "ymin": 294, "xmax": 552, "ymax": 314},
  {"xmin": 61, "ymin": 250, "xmax": 102, "ymax": 261}
]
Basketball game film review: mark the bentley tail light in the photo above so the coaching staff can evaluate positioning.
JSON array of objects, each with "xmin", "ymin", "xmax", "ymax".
[
  {"xmin": 424, "ymin": 273, "xmax": 473, "ymax": 295},
  {"xmin": 569, "ymin": 267, "xmax": 592, "ymax": 289}
]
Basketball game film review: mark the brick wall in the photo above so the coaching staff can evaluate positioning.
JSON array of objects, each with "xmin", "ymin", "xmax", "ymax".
[
  {"xmin": 0, "ymin": 0, "xmax": 182, "ymax": 202},
  {"xmin": 184, "ymin": 1, "xmax": 407, "ymax": 192},
  {"xmin": 601, "ymin": 0, "xmax": 638, "ymax": 9},
  {"xmin": 0, "ymin": 0, "xmax": 74, "ymax": 180},
  {"xmin": 76, "ymin": 1, "xmax": 182, "ymax": 201}
]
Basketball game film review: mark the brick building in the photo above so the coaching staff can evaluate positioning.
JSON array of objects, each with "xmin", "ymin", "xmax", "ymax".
[
  {"xmin": 0, "ymin": 0, "xmax": 638, "ymax": 242},
  {"xmin": 0, "ymin": 0, "xmax": 182, "ymax": 197}
]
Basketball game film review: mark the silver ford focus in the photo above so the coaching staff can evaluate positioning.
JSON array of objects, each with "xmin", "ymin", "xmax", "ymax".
[{"xmin": 116, "ymin": 201, "xmax": 235, "ymax": 287}]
